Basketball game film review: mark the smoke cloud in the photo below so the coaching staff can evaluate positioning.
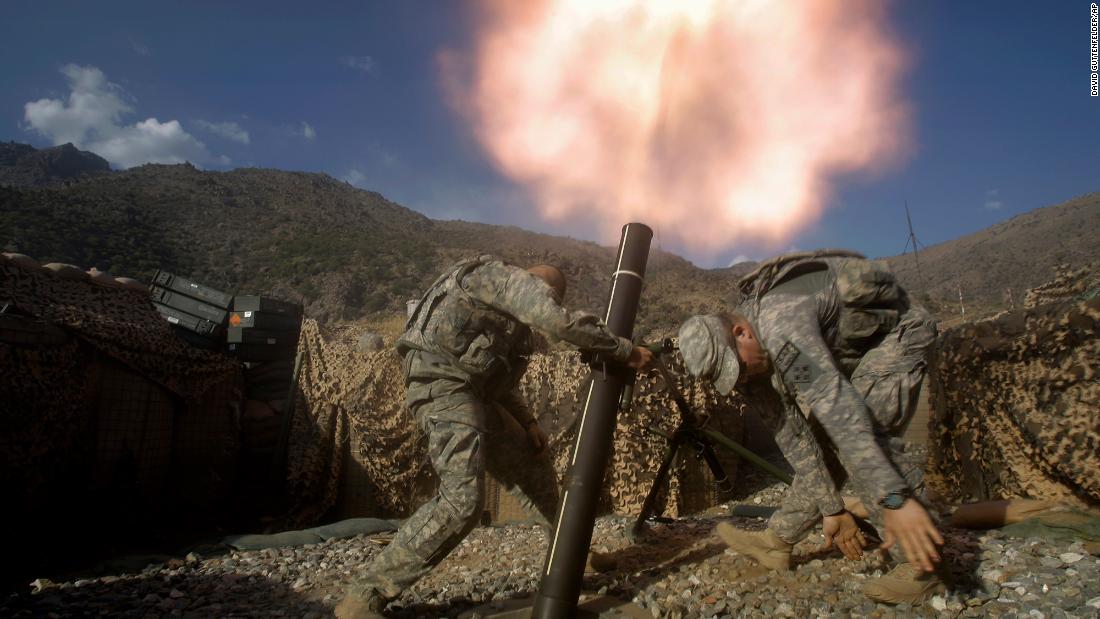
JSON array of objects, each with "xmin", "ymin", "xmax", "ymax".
[{"xmin": 442, "ymin": 0, "xmax": 912, "ymax": 259}]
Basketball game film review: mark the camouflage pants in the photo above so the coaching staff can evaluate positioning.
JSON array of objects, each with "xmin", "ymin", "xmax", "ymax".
[
  {"xmin": 769, "ymin": 305, "xmax": 937, "ymax": 544},
  {"xmin": 352, "ymin": 390, "xmax": 559, "ymax": 599}
]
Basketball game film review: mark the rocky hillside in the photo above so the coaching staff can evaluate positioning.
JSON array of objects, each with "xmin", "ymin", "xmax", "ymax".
[
  {"xmin": 0, "ymin": 142, "xmax": 111, "ymax": 187},
  {"xmin": 0, "ymin": 149, "xmax": 745, "ymax": 337},
  {"xmin": 1, "ymin": 142, "xmax": 1097, "ymax": 333},
  {"xmin": 884, "ymin": 192, "xmax": 1100, "ymax": 319}
]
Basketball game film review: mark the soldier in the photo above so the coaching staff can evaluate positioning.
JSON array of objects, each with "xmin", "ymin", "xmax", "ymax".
[
  {"xmin": 677, "ymin": 250, "xmax": 945, "ymax": 605},
  {"xmin": 336, "ymin": 255, "xmax": 653, "ymax": 618}
]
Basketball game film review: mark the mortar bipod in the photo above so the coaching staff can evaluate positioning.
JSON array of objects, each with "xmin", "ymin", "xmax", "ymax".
[{"xmin": 627, "ymin": 346, "xmax": 793, "ymax": 541}]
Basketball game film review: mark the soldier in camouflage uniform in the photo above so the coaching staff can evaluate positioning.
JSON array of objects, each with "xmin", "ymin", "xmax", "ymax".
[
  {"xmin": 678, "ymin": 250, "xmax": 945, "ymax": 605},
  {"xmin": 335, "ymin": 255, "xmax": 652, "ymax": 619}
]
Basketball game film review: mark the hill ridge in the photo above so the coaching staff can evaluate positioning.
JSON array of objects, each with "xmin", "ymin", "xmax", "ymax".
[{"xmin": 2, "ymin": 142, "xmax": 1096, "ymax": 333}]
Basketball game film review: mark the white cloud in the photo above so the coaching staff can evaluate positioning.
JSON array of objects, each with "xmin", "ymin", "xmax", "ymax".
[
  {"xmin": 91, "ymin": 118, "xmax": 212, "ymax": 169},
  {"xmin": 984, "ymin": 188, "xmax": 1003, "ymax": 211},
  {"xmin": 728, "ymin": 255, "xmax": 751, "ymax": 267},
  {"xmin": 340, "ymin": 55, "xmax": 376, "ymax": 74},
  {"xmin": 131, "ymin": 39, "xmax": 150, "ymax": 56},
  {"xmin": 195, "ymin": 119, "xmax": 250, "ymax": 144},
  {"xmin": 301, "ymin": 121, "xmax": 316, "ymax": 140},
  {"xmin": 23, "ymin": 64, "xmax": 221, "ymax": 169}
]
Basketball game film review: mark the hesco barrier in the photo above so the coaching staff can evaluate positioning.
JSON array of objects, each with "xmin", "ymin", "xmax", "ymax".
[
  {"xmin": 927, "ymin": 297, "xmax": 1100, "ymax": 508},
  {"xmin": 285, "ymin": 319, "xmax": 744, "ymax": 526}
]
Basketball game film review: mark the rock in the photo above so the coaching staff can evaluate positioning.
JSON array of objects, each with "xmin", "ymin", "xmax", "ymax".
[{"xmin": 1058, "ymin": 553, "xmax": 1083, "ymax": 564}]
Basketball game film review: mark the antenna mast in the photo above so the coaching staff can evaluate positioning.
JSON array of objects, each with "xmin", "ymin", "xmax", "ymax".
[{"xmin": 903, "ymin": 201, "xmax": 926, "ymax": 294}]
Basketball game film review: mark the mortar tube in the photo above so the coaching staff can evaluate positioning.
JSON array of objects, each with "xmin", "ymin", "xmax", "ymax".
[{"xmin": 532, "ymin": 222, "xmax": 652, "ymax": 619}]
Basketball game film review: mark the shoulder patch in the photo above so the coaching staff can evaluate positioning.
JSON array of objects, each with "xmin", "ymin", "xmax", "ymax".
[
  {"xmin": 774, "ymin": 341, "xmax": 800, "ymax": 374},
  {"xmin": 775, "ymin": 341, "xmax": 816, "ymax": 387}
]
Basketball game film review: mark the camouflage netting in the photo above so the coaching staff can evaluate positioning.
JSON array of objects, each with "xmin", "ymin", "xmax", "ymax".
[
  {"xmin": 927, "ymin": 292, "xmax": 1100, "ymax": 508},
  {"xmin": 286, "ymin": 320, "xmax": 746, "ymax": 526},
  {"xmin": 286, "ymin": 319, "xmax": 429, "ymax": 527},
  {"xmin": 1023, "ymin": 262, "xmax": 1100, "ymax": 308},
  {"xmin": 0, "ymin": 256, "xmax": 240, "ymax": 399},
  {"xmin": 0, "ymin": 253, "xmax": 242, "ymax": 504}
]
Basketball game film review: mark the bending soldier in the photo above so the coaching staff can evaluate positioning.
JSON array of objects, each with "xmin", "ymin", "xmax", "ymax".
[
  {"xmin": 677, "ymin": 250, "xmax": 945, "ymax": 605},
  {"xmin": 336, "ymin": 255, "xmax": 653, "ymax": 618}
]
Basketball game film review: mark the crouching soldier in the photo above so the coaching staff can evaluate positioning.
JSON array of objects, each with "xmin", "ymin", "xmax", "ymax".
[
  {"xmin": 677, "ymin": 250, "xmax": 945, "ymax": 605},
  {"xmin": 336, "ymin": 255, "xmax": 653, "ymax": 618}
]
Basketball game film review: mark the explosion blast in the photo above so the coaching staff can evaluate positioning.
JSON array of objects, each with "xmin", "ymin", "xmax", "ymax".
[{"xmin": 442, "ymin": 0, "xmax": 912, "ymax": 259}]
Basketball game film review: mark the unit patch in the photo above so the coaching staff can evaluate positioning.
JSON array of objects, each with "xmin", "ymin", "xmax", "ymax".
[
  {"xmin": 774, "ymin": 341, "xmax": 800, "ymax": 374},
  {"xmin": 775, "ymin": 341, "xmax": 816, "ymax": 387}
]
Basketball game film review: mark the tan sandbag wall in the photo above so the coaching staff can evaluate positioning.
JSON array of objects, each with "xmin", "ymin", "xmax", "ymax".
[
  {"xmin": 286, "ymin": 319, "xmax": 745, "ymax": 525},
  {"xmin": 926, "ymin": 297, "xmax": 1100, "ymax": 507}
]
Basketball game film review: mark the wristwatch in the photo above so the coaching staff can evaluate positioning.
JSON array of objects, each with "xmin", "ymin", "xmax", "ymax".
[{"xmin": 879, "ymin": 490, "xmax": 911, "ymax": 510}]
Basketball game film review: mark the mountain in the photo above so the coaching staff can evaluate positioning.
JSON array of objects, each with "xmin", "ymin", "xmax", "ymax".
[
  {"xmin": 0, "ymin": 142, "xmax": 111, "ymax": 187},
  {"xmin": 1, "ymin": 142, "xmax": 1097, "ymax": 335},
  {"xmin": 883, "ymin": 192, "xmax": 1100, "ymax": 319},
  {"xmin": 0, "ymin": 149, "xmax": 744, "ymax": 337}
]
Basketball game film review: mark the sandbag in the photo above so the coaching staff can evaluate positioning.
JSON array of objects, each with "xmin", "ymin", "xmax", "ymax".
[
  {"xmin": 314, "ymin": 517, "xmax": 399, "ymax": 540},
  {"xmin": 2, "ymin": 253, "xmax": 40, "ymax": 271},
  {"xmin": 222, "ymin": 517, "xmax": 399, "ymax": 550},
  {"xmin": 223, "ymin": 530, "xmax": 324, "ymax": 551},
  {"xmin": 41, "ymin": 263, "xmax": 88, "ymax": 281}
]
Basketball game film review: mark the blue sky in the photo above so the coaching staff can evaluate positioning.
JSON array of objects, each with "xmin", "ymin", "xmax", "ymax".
[{"xmin": 2, "ymin": 1, "xmax": 1097, "ymax": 267}]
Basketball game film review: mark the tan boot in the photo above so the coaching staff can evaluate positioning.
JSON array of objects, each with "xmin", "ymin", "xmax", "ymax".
[
  {"xmin": 585, "ymin": 550, "xmax": 619, "ymax": 574},
  {"xmin": 715, "ymin": 524, "xmax": 793, "ymax": 571},
  {"xmin": 863, "ymin": 562, "xmax": 945, "ymax": 605},
  {"xmin": 334, "ymin": 585, "xmax": 388, "ymax": 619}
]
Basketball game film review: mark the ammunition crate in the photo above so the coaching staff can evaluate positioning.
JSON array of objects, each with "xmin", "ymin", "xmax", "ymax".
[
  {"xmin": 232, "ymin": 295, "xmax": 302, "ymax": 317},
  {"xmin": 227, "ymin": 326, "xmax": 299, "ymax": 346},
  {"xmin": 228, "ymin": 310, "xmax": 302, "ymax": 331},
  {"xmin": 153, "ymin": 302, "xmax": 221, "ymax": 336},
  {"xmin": 150, "ymin": 286, "xmax": 228, "ymax": 325},
  {"xmin": 152, "ymin": 270, "xmax": 232, "ymax": 309}
]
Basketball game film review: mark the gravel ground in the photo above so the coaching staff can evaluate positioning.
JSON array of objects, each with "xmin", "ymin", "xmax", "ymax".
[{"xmin": 5, "ymin": 478, "xmax": 1098, "ymax": 619}]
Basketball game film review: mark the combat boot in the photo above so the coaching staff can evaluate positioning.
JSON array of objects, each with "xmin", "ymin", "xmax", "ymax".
[
  {"xmin": 334, "ymin": 585, "xmax": 388, "ymax": 619},
  {"xmin": 585, "ymin": 550, "xmax": 618, "ymax": 574},
  {"xmin": 863, "ymin": 562, "xmax": 945, "ymax": 605},
  {"xmin": 715, "ymin": 523, "xmax": 793, "ymax": 571}
]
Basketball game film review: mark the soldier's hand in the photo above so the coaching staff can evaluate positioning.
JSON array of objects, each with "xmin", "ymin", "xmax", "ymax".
[
  {"xmin": 821, "ymin": 510, "xmax": 866, "ymax": 560},
  {"xmin": 627, "ymin": 346, "xmax": 654, "ymax": 370},
  {"xmin": 526, "ymin": 421, "xmax": 549, "ymax": 456},
  {"xmin": 881, "ymin": 499, "xmax": 943, "ymax": 572}
]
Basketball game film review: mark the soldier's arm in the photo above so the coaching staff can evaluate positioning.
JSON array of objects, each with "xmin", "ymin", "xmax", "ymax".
[
  {"xmin": 461, "ymin": 262, "xmax": 633, "ymax": 363},
  {"xmin": 768, "ymin": 392, "xmax": 847, "ymax": 518},
  {"xmin": 761, "ymin": 298, "xmax": 909, "ymax": 503}
]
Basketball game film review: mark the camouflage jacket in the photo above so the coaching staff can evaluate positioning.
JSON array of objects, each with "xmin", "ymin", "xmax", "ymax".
[
  {"xmin": 398, "ymin": 256, "xmax": 633, "ymax": 426},
  {"xmin": 742, "ymin": 253, "xmax": 910, "ymax": 503}
]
